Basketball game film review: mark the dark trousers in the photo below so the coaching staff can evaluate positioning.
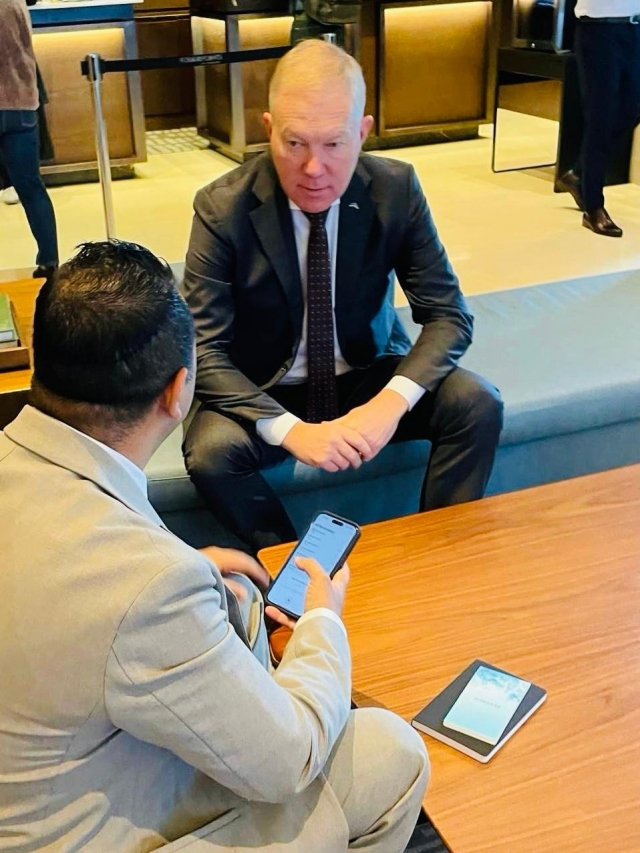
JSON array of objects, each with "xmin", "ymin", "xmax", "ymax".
[
  {"xmin": 184, "ymin": 360, "xmax": 503, "ymax": 553},
  {"xmin": 574, "ymin": 19, "xmax": 640, "ymax": 213},
  {"xmin": 0, "ymin": 109, "xmax": 58, "ymax": 267}
]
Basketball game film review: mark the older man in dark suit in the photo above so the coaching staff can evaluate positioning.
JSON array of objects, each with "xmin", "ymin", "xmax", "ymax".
[{"xmin": 183, "ymin": 39, "xmax": 503, "ymax": 554}]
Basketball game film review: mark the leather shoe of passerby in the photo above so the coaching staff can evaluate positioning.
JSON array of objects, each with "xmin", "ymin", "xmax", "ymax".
[
  {"xmin": 32, "ymin": 264, "xmax": 57, "ymax": 282},
  {"xmin": 582, "ymin": 208, "xmax": 623, "ymax": 238},
  {"xmin": 554, "ymin": 170, "xmax": 584, "ymax": 211}
]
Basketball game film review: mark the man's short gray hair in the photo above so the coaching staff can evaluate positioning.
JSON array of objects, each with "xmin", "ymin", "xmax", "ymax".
[{"xmin": 269, "ymin": 39, "xmax": 366, "ymax": 120}]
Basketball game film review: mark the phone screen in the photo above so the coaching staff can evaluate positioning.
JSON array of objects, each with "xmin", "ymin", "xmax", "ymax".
[{"xmin": 266, "ymin": 512, "xmax": 359, "ymax": 618}]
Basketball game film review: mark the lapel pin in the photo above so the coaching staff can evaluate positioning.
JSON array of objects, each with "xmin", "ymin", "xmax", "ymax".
[{"xmin": 348, "ymin": 203, "xmax": 359, "ymax": 210}]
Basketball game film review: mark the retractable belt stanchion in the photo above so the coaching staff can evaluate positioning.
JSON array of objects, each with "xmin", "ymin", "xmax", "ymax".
[
  {"xmin": 81, "ymin": 45, "xmax": 291, "ymax": 240},
  {"xmin": 86, "ymin": 53, "xmax": 116, "ymax": 239}
]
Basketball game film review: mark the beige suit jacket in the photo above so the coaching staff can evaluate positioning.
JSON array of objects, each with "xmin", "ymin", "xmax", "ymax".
[{"xmin": 0, "ymin": 407, "xmax": 352, "ymax": 852}]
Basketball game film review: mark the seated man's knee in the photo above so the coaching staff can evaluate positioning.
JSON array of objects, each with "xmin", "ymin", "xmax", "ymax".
[
  {"xmin": 470, "ymin": 373, "xmax": 503, "ymax": 436},
  {"xmin": 358, "ymin": 707, "xmax": 430, "ymax": 795},
  {"xmin": 326, "ymin": 707, "xmax": 429, "ymax": 844},
  {"xmin": 184, "ymin": 408, "xmax": 256, "ymax": 481},
  {"xmin": 441, "ymin": 369, "xmax": 503, "ymax": 437}
]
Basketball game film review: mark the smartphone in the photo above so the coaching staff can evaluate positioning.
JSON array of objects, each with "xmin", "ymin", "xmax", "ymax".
[{"xmin": 265, "ymin": 511, "xmax": 361, "ymax": 620}]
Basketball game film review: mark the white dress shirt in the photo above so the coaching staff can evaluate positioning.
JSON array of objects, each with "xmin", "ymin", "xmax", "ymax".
[
  {"xmin": 575, "ymin": 0, "xmax": 640, "ymax": 16},
  {"xmin": 256, "ymin": 198, "xmax": 425, "ymax": 445}
]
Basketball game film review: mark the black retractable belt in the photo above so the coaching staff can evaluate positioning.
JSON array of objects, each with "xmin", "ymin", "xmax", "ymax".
[{"xmin": 80, "ymin": 45, "xmax": 290, "ymax": 78}]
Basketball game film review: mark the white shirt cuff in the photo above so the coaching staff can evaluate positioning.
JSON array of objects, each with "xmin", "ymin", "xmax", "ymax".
[
  {"xmin": 256, "ymin": 412, "xmax": 301, "ymax": 446},
  {"xmin": 295, "ymin": 607, "xmax": 347, "ymax": 638},
  {"xmin": 385, "ymin": 376, "xmax": 425, "ymax": 411}
]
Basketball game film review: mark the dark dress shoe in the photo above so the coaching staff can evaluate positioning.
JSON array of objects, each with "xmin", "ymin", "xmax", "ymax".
[
  {"xmin": 32, "ymin": 264, "xmax": 57, "ymax": 282},
  {"xmin": 555, "ymin": 170, "xmax": 584, "ymax": 211},
  {"xmin": 582, "ymin": 208, "xmax": 623, "ymax": 238}
]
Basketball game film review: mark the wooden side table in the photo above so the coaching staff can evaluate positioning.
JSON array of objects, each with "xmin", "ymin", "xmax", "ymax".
[{"xmin": 0, "ymin": 279, "xmax": 42, "ymax": 430}]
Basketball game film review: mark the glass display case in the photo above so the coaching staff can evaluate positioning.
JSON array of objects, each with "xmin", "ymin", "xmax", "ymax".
[{"xmin": 510, "ymin": 0, "xmax": 575, "ymax": 51}]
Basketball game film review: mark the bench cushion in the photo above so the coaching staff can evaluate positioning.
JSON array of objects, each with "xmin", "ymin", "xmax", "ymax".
[
  {"xmin": 399, "ymin": 269, "xmax": 640, "ymax": 497},
  {"xmin": 457, "ymin": 270, "xmax": 640, "ymax": 446},
  {"xmin": 400, "ymin": 269, "xmax": 640, "ymax": 446}
]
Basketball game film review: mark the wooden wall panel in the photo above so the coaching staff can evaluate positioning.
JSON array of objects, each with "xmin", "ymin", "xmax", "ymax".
[
  {"xmin": 200, "ymin": 18, "xmax": 231, "ymax": 145},
  {"xmin": 199, "ymin": 14, "xmax": 291, "ymax": 148},
  {"xmin": 382, "ymin": 1, "xmax": 491, "ymax": 130},
  {"xmin": 238, "ymin": 17, "xmax": 292, "ymax": 145},
  {"xmin": 34, "ymin": 27, "xmax": 135, "ymax": 164},
  {"xmin": 136, "ymin": 15, "xmax": 195, "ymax": 125}
]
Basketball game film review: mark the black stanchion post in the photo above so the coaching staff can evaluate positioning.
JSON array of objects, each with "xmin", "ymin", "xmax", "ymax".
[{"xmin": 85, "ymin": 53, "xmax": 116, "ymax": 239}]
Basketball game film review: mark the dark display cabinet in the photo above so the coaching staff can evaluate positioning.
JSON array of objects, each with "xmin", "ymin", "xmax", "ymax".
[
  {"xmin": 135, "ymin": 0, "xmax": 196, "ymax": 129},
  {"xmin": 509, "ymin": 0, "xmax": 576, "ymax": 52}
]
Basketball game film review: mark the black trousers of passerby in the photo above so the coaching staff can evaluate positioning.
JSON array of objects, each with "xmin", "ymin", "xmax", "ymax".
[
  {"xmin": 0, "ymin": 109, "xmax": 58, "ymax": 268},
  {"xmin": 574, "ymin": 18, "xmax": 640, "ymax": 213}
]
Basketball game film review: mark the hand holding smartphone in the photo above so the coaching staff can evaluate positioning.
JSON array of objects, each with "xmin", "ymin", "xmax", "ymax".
[{"xmin": 265, "ymin": 511, "xmax": 360, "ymax": 620}]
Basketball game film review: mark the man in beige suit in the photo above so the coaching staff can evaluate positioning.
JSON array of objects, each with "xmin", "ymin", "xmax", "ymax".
[{"xmin": 0, "ymin": 241, "xmax": 428, "ymax": 852}]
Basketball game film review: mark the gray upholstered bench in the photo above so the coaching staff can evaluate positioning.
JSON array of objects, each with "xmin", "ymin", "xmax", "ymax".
[{"xmin": 146, "ymin": 268, "xmax": 640, "ymax": 547}]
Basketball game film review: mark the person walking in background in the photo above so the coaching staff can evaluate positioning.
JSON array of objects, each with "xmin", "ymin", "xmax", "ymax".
[
  {"xmin": 555, "ymin": 0, "xmax": 640, "ymax": 238},
  {"xmin": 0, "ymin": 0, "xmax": 58, "ymax": 278}
]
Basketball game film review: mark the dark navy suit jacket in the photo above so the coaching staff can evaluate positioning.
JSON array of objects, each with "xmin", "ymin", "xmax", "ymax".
[{"xmin": 183, "ymin": 152, "xmax": 473, "ymax": 426}]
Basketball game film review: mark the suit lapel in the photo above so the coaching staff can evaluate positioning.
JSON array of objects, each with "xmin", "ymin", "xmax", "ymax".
[
  {"xmin": 5, "ymin": 406, "xmax": 166, "ymax": 529},
  {"xmin": 249, "ymin": 158, "xmax": 304, "ymax": 333},
  {"xmin": 248, "ymin": 156, "xmax": 375, "ymax": 334},
  {"xmin": 335, "ymin": 162, "xmax": 375, "ymax": 320}
]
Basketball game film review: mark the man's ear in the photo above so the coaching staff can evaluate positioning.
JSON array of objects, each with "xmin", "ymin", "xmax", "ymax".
[
  {"xmin": 159, "ymin": 367, "xmax": 189, "ymax": 422},
  {"xmin": 262, "ymin": 112, "xmax": 274, "ymax": 140},
  {"xmin": 360, "ymin": 114, "xmax": 374, "ymax": 144}
]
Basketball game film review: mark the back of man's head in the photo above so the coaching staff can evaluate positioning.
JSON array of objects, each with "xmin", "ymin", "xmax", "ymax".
[{"xmin": 31, "ymin": 240, "xmax": 194, "ymax": 433}]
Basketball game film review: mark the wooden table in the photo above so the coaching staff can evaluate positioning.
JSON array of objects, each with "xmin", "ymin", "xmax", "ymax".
[
  {"xmin": 260, "ymin": 466, "xmax": 640, "ymax": 853},
  {"xmin": 0, "ymin": 279, "xmax": 42, "ymax": 428}
]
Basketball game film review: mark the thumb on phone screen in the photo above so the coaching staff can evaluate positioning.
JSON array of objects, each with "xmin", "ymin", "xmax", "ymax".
[{"xmin": 296, "ymin": 556, "xmax": 350, "ymax": 617}]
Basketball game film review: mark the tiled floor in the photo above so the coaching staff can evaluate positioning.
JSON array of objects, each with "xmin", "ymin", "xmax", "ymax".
[
  {"xmin": 145, "ymin": 127, "xmax": 210, "ymax": 156},
  {"xmin": 2, "ymin": 120, "xmax": 640, "ymax": 294}
]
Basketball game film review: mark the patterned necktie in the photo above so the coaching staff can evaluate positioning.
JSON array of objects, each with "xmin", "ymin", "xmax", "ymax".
[{"xmin": 305, "ymin": 209, "xmax": 339, "ymax": 423}]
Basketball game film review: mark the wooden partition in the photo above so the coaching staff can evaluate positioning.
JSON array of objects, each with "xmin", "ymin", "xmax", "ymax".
[
  {"xmin": 378, "ymin": 0, "xmax": 493, "ymax": 141},
  {"xmin": 135, "ymin": 9, "xmax": 196, "ymax": 130},
  {"xmin": 193, "ymin": 12, "xmax": 292, "ymax": 161},
  {"xmin": 30, "ymin": 3, "xmax": 146, "ymax": 182}
]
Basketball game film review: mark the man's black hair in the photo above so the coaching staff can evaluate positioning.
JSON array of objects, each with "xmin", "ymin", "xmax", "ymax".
[{"xmin": 31, "ymin": 240, "xmax": 195, "ymax": 424}]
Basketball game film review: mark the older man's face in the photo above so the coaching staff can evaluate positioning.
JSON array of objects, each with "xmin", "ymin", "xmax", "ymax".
[{"xmin": 263, "ymin": 80, "xmax": 373, "ymax": 213}]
